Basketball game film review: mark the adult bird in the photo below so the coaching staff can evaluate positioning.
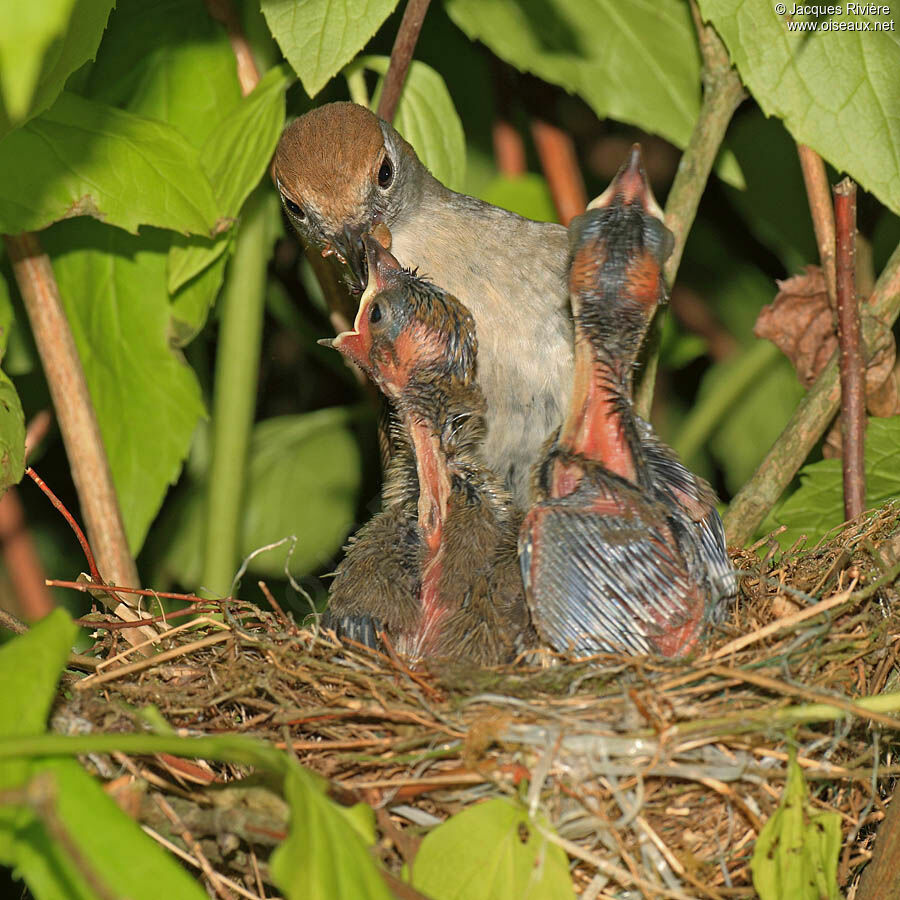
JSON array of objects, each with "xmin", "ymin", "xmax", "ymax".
[
  {"xmin": 274, "ymin": 102, "xmax": 571, "ymax": 504},
  {"xmin": 520, "ymin": 146, "xmax": 736, "ymax": 658},
  {"xmin": 320, "ymin": 235, "xmax": 534, "ymax": 666}
]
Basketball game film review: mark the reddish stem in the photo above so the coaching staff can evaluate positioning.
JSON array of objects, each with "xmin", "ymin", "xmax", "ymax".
[
  {"xmin": 377, "ymin": 0, "xmax": 432, "ymax": 123},
  {"xmin": 492, "ymin": 119, "xmax": 526, "ymax": 176},
  {"xmin": 46, "ymin": 579, "xmax": 213, "ymax": 603},
  {"xmin": 25, "ymin": 467, "xmax": 101, "ymax": 584},
  {"xmin": 0, "ymin": 488, "xmax": 54, "ymax": 621},
  {"xmin": 530, "ymin": 118, "xmax": 586, "ymax": 225},
  {"xmin": 833, "ymin": 178, "xmax": 865, "ymax": 520}
]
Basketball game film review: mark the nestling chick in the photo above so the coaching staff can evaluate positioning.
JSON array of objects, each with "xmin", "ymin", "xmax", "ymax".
[
  {"xmin": 274, "ymin": 102, "xmax": 572, "ymax": 504},
  {"xmin": 521, "ymin": 146, "xmax": 735, "ymax": 658},
  {"xmin": 321, "ymin": 236, "xmax": 534, "ymax": 666}
]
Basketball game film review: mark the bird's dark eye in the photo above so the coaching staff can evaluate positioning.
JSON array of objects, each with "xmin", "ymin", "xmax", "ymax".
[
  {"xmin": 377, "ymin": 156, "xmax": 393, "ymax": 189},
  {"xmin": 369, "ymin": 302, "xmax": 383, "ymax": 324},
  {"xmin": 282, "ymin": 195, "xmax": 305, "ymax": 220}
]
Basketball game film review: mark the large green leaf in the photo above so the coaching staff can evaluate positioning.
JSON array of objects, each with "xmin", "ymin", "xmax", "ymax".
[
  {"xmin": 446, "ymin": 0, "xmax": 700, "ymax": 151},
  {"xmin": 699, "ymin": 0, "xmax": 900, "ymax": 215},
  {"xmin": 85, "ymin": 0, "xmax": 242, "ymax": 148},
  {"xmin": 7, "ymin": 758, "xmax": 209, "ymax": 900},
  {"xmin": 43, "ymin": 219, "xmax": 206, "ymax": 554},
  {"xmin": 0, "ymin": 92, "xmax": 221, "ymax": 236},
  {"xmin": 167, "ymin": 65, "xmax": 290, "ymax": 293},
  {"xmin": 271, "ymin": 765, "xmax": 393, "ymax": 900},
  {"xmin": 0, "ymin": 0, "xmax": 115, "ymax": 138},
  {"xmin": 155, "ymin": 407, "xmax": 364, "ymax": 587},
  {"xmin": 0, "ymin": 608, "xmax": 75, "ymax": 857},
  {"xmin": 361, "ymin": 56, "xmax": 467, "ymax": 192},
  {"xmin": 0, "ymin": 369, "xmax": 24, "ymax": 495},
  {"xmin": 262, "ymin": 0, "xmax": 400, "ymax": 97},
  {"xmin": 773, "ymin": 416, "xmax": 900, "ymax": 549},
  {"xmin": 751, "ymin": 756, "xmax": 841, "ymax": 900},
  {"xmin": 412, "ymin": 798, "xmax": 574, "ymax": 900},
  {"xmin": 0, "ymin": 0, "xmax": 77, "ymax": 122}
]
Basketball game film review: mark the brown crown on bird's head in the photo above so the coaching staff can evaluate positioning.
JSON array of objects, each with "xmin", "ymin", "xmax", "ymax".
[
  {"xmin": 567, "ymin": 144, "xmax": 675, "ymax": 361},
  {"xmin": 323, "ymin": 236, "xmax": 478, "ymax": 401},
  {"xmin": 274, "ymin": 102, "xmax": 425, "ymax": 290}
]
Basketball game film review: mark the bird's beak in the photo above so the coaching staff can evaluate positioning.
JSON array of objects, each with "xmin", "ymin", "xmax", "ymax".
[
  {"xmin": 361, "ymin": 233, "xmax": 402, "ymax": 301},
  {"xmin": 322, "ymin": 224, "xmax": 368, "ymax": 292},
  {"xmin": 587, "ymin": 144, "xmax": 665, "ymax": 222}
]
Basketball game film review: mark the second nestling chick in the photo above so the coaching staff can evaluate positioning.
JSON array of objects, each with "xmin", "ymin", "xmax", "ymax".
[
  {"xmin": 320, "ymin": 236, "xmax": 534, "ymax": 667},
  {"xmin": 520, "ymin": 146, "xmax": 735, "ymax": 658}
]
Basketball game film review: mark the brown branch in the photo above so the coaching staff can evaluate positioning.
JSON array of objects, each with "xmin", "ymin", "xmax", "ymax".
[
  {"xmin": 797, "ymin": 144, "xmax": 837, "ymax": 310},
  {"xmin": 724, "ymin": 239, "xmax": 900, "ymax": 546},
  {"xmin": 634, "ymin": 0, "xmax": 746, "ymax": 417},
  {"xmin": 376, "ymin": 0, "xmax": 432, "ymax": 123},
  {"xmin": 4, "ymin": 235, "xmax": 138, "ymax": 591},
  {"xmin": 530, "ymin": 119, "xmax": 586, "ymax": 226},
  {"xmin": 834, "ymin": 178, "xmax": 864, "ymax": 519},
  {"xmin": 856, "ymin": 793, "xmax": 900, "ymax": 900}
]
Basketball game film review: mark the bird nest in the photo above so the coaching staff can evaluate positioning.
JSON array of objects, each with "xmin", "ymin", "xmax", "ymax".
[{"xmin": 54, "ymin": 501, "xmax": 900, "ymax": 898}]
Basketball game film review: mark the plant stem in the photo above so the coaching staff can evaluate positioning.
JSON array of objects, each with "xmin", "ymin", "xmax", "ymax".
[
  {"xmin": 856, "ymin": 782, "xmax": 900, "ymax": 900},
  {"xmin": 634, "ymin": 1, "xmax": 746, "ymax": 418},
  {"xmin": 492, "ymin": 119, "xmax": 526, "ymax": 176},
  {"xmin": 797, "ymin": 144, "xmax": 837, "ymax": 310},
  {"xmin": 834, "ymin": 178, "xmax": 864, "ymax": 519},
  {"xmin": 376, "ymin": 0, "xmax": 431, "ymax": 123},
  {"xmin": 672, "ymin": 340, "xmax": 779, "ymax": 463},
  {"xmin": 724, "ymin": 239, "xmax": 900, "ymax": 546},
  {"xmin": 201, "ymin": 189, "xmax": 269, "ymax": 597},
  {"xmin": 345, "ymin": 66, "xmax": 369, "ymax": 108},
  {"xmin": 3, "ymin": 233, "xmax": 149, "ymax": 648},
  {"xmin": 204, "ymin": 0, "xmax": 261, "ymax": 96},
  {"xmin": 530, "ymin": 119, "xmax": 586, "ymax": 226}
]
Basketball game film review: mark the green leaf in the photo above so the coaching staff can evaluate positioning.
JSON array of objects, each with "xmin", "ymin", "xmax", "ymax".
[
  {"xmin": 271, "ymin": 765, "xmax": 393, "ymax": 900},
  {"xmin": 0, "ymin": 92, "xmax": 221, "ymax": 236},
  {"xmin": 156, "ymin": 407, "xmax": 364, "ymax": 587},
  {"xmin": 773, "ymin": 416, "xmax": 900, "ymax": 549},
  {"xmin": 169, "ymin": 237, "xmax": 233, "ymax": 347},
  {"xmin": 362, "ymin": 56, "xmax": 467, "ymax": 192},
  {"xmin": 751, "ymin": 755, "xmax": 841, "ymax": 900},
  {"xmin": 262, "ymin": 0, "xmax": 400, "ymax": 97},
  {"xmin": 167, "ymin": 66, "xmax": 290, "ymax": 293},
  {"xmin": 85, "ymin": 0, "xmax": 242, "ymax": 148},
  {"xmin": 0, "ymin": 369, "xmax": 24, "ymax": 495},
  {"xmin": 243, "ymin": 408, "xmax": 363, "ymax": 577},
  {"xmin": 0, "ymin": 0, "xmax": 115, "ymax": 138},
  {"xmin": 43, "ymin": 219, "xmax": 206, "ymax": 554},
  {"xmin": 698, "ymin": 0, "xmax": 900, "ymax": 215},
  {"xmin": 0, "ymin": 608, "xmax": 75, "ymax": 741},
  {"xmin": 412, "ymin": 798, "xmax": 574, "ymax": 900},
  {"xmin": 446, "ymin": 0, "xmax": 700, "ymax": 151},
  {"xmin": 0, "ymin": 608, "xmax": 75, "ymax": 857},
  {"xmin": 726, "ymin": 108, "xmax": 817, "ymax": 273},
  {"xmin": 0, "ymin": 0, "xmax": 77, "ymax": 121},
  {"xmin": 480, "ymin": 173, "xmax": 557, "ymax": 223},
  {"xmin": 7, "ymin": 757, "xmax": 208, "ymax": 900}
]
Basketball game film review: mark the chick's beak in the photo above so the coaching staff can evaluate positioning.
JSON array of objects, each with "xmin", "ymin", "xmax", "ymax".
[{"xmin": 587, "ymin": 144, "xmax": 664, "ymax": 221}]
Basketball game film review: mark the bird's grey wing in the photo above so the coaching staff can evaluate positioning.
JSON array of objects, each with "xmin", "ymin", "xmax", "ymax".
[
  {"xmin": 520, "ymin": 500, "xmax": 703, "ymax": 656},
  {"xmin": 636, "ymin": 418, "xmax": 737, "ymax": 608}
]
